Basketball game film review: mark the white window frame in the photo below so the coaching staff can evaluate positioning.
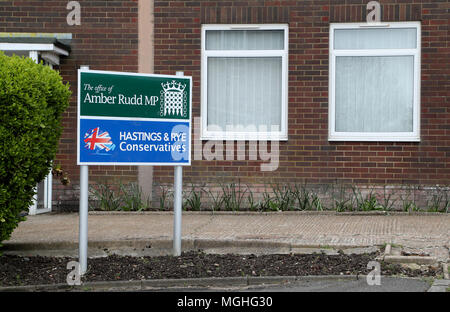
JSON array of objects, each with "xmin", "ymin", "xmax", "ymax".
[
  {"xmin": 201, "ymin": 24, "xmax": 289, "ymax": 141},
  {"xmin": 329, "ymin": 22, "xmax": 421, "ymax": 142}
]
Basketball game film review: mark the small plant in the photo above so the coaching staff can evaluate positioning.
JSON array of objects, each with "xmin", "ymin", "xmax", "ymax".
[
  {"xmin": 183, "ymin": 184, "xmax": 203, "ymax": 211},
  {"xmin": 246, "ymin": 187, "xmax": 260, "ymax": 211},
  {"xmin": 399, "ymin": 186, "xmax": 420, "ymax": 212},
  {"xmin": 403, "ymin": 200, "xmax": 420, "ymax": 212},
  {"xmin": 361, "ymin": 195, "xmax": 380, "ymax": 211},
  {"xmin": 271, "ymin": 184, "xmax": 295, "ymax": 211},
  {"xmin": 352, "ymin": 186, "xmax": 382, "ymax": 211},
  {"xmin": 267, "ymin": 200, "xmax": 281, "ymax": 212},
  {"xmin": 205, "ymin": 188, "xmax": 224, "ymax": 211},
  {"xmin": 158, "ymin": 186, "xmax": 170, "ymax": 211},
  {"xmin": 120, "ymin": 182, "xmax": 149, "ymax": 211},
  {"xmin": 221, "ymin": 180, "xmax": 247, "ymax": 211},
  {"xmin": 330, "ymin": 182, "xmax": 353, "ymax": 212},
  {"xmin": 311, "ymin": 192, "xmax": 324, "ymax": 211},
  {"xmin": 291, "ymin": 184, "xmax": 323, "ymax": 211},
  {"xmin": 426, "ymin": 187, "xmax": 450, "ymax": 213},
  {"xmin": 379, "ymin": 186, "xmax": 397, "ymax": 211},
  {"xmin": 259, "ymin": 189, "xmax": 273, "ymax": 211},
  {"xmin": 89, "ymin": 182, "xmax": 121, "ymax": 211},
  {"xmin": 292, "ymin": 184, "xmax": 312, "ymax": 211}
]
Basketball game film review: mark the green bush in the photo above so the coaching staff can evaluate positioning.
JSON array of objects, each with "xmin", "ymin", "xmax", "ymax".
[{"xmin": 0, "ymin": 52, "xmax": 71, "ymax": 244}]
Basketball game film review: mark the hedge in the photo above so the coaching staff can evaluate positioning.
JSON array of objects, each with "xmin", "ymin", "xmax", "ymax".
[{"xmin": 0, "ymin": 51, "xmax": 71, "ymax": 244}]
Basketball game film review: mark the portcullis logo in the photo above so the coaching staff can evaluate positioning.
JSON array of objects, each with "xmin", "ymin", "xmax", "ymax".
[
  {"xmin": 160, "ymin": 80, "xmax": 187, "ymax": 117},
  {"xmin": 84, "ymin": 127, "xmax": 116, "ymax": 153}
]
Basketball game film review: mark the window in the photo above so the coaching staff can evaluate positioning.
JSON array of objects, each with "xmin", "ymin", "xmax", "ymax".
[
  {"xmin": 329, "ymin": 22, "xmax": 421, "ymax": 141},
  {"xmin": 201, "ymin": 25, "xmax": 288, "ymax": 140}
]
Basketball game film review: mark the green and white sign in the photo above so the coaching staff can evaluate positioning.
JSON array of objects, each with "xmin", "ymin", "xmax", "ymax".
[
  {"xmin": 77, "ymin": 69, "xmax": 192, "ymax": 166},
  {"xmin": 79, "ymin": 70, "xmax": 191, "ymax": 120}
]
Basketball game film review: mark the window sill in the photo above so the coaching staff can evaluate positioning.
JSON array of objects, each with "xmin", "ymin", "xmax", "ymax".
[
  {"xmin": 201, "ymin": 133, "xmax": 288, "ymax": 141},
  {"xmin": 328, "ymin": 134, "xmax": 420, "ymax": 142}
]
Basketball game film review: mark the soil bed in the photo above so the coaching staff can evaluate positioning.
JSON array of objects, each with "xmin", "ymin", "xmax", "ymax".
[{"xmin": 0, "ymin": 250, "xmax": 441, "ymax": 287}]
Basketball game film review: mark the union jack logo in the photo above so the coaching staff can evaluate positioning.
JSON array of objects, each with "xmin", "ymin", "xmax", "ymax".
[{"xmin": 84, "ymin": 127, "xmax": 116, "ymax": 152}]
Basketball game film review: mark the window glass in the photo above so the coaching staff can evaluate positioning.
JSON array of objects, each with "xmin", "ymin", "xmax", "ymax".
[
  {"xmin": 207, "ymin": 57, "xmax": 282, "ymax": 132},
  {"xmin": 206, "ymin": 30, "xmax": 284, "ymax": 50},
  {"xmin": 334, "ymin": 28, "xmax": 417, "ymax": 49},
  {"xmin": 335, "ymin": 55, "xmax": 414, "ymax": 132}
]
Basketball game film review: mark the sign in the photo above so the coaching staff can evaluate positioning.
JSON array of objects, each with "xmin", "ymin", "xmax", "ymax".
[{"xmin": 77, "ymin": 70, "xmax": 192, "ymax": 165}]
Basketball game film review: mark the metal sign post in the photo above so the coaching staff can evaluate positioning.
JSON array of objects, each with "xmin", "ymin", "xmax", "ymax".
[
  {"xmin": 79, "ymin": 165, "xmax": 88, "ymax": 274},
  {"xmin": 173, "ymin": 71, "xmax": 184, "ymax": 256},
  {"xmin": 173, "ymin": 165, "xmax": 182, "ymax": 256},
  {"xmin": 79, "ymin": 65, "xmax": 89, "ymax": 275}
]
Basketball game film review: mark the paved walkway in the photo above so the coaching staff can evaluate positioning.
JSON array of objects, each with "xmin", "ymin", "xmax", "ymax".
[{"xmin": 4, "ymin": 211, "xmax": 449, "ymax": 262}]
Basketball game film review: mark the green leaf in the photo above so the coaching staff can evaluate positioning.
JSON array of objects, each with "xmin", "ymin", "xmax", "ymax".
[{"xmin": 0, "ymin": 51, "xmax": 71, "ymax": 244}]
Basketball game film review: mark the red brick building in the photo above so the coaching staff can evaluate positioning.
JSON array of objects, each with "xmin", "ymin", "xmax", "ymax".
[
  {"xmin": 1, "ymin": 0, "xmax": 448, "ymax": 212},
  {"xmin": 1, "ymin": 0, "xmax": 141, "ymax": 212}
]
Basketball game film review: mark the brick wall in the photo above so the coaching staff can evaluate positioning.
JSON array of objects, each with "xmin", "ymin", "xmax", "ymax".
[
  {"xmin": 0, "ymin": 0, "xmax": 139, "ymax": 211},
  {"xmin": 153, "ymin": 0, "xmax": 450, "ymax": 195},
  {"xmin": 1, "ymin": 0, "xmax": 448, "ymax": 211}
]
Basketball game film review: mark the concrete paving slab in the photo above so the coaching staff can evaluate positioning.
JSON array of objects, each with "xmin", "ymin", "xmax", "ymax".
[{"xmin": 3, "ymin": 212, "xmax": 449, "ymax": 262}]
